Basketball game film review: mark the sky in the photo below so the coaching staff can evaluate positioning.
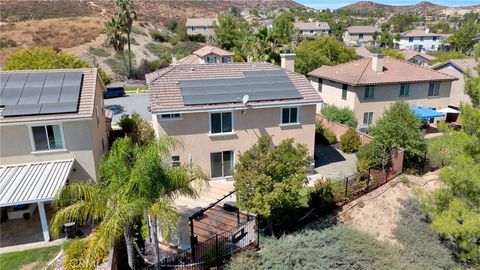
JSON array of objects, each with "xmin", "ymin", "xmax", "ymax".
[{"xmin": 296, "ymin": 0, "xmax": 479, "ymax": 10}]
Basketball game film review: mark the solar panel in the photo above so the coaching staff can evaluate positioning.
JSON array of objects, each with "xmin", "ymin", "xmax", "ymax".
[
  {"xmin": 0, "ymin": 71, "xmax": 83, "ymax": 117},
  {"xmin": 179, "ymin": 70, "xmax": 302, "ymax": 106}
]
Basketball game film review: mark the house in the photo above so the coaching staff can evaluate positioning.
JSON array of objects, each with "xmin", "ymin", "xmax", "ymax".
[
  {"xmin": 294, "ymin": 21, "xmax": 330, "ymax": 37},
  {"xmin": 0, "ymin": 68, "xmax": 109, "ymax": 242},
  {"xmin": 342, "ymin": 26, "xmax": 381, "ymax": 47},
  {"xmin": 308, "ymin": 55, "xmax": 457, "ymax": 130},
  {"xmin": 186, "ymin": 18, "xmax": 216, "ymax": 42},
  {"xmin": 400, "ymin": 50, "xmax": 437, "ymax": 66},
  {"xmin": 146, "ymin": 54, "xmax": 322, "ymax": 179},
  {"xmin": 432, "ymin": 59, "xmax": 477, "ymax": 109},
  {"xmin": 175, "ymin": 45, "xmax": 234, "ymax": 65},
  {"xmin": 397, "ymin": 28, "xmax": 450, "ymax": 52}
]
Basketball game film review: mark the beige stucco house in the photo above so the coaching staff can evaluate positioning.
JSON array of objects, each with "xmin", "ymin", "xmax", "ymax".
[
  {"xmin": 343, "ymin": 26, "xmax": 380, "ymax": 47},
  {"xmin": 308, "ymin": 55, "xmax": 457, "ymax": 130},
  {"xmin": 175, "ymin": 45, "xmax": 234, "ymax": 65},
  {"xmin": 294, "ymin": 21, "xmax": 330, "ymax": 37},
  {"xmin": 146, "ymin": 55, "xmax": 322, "ymax": 179},
  {"xmin": 186, "ymin": 18, "xmax": 216, "ymax": 42}
]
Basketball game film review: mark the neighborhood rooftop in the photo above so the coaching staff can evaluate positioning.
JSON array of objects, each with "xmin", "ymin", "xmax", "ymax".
[
  {"xmin": 176, "ymin": 45, "xmax": 233, "ymax": 65},
  {"xmin": 401, "ymin": 50, "xmax": 437, "ymax": 61},
  {"xmin": 400, "ymin": 29, "xmax": 450, "ymax": 38},
  {"xmin": 185, "ymin": 18, "xmax": 216, "ymax": 26},
  {"xmin": 308, "ymin": 56, "xmax": 457, "ymax": 86},
  {"xmin": 432, "ymin": 59, "xmax": 478, "ymax": 77},
  {"xmin": 294, "ymin": 21, "xmax": 330, "ymax": 30},
  {"xmin": 146, "ymin": 63, "xmax": 322, "ymax": 114},
  {"xmin": 346, "ymin": 26, "xmax": 380, "ymax": 34}
]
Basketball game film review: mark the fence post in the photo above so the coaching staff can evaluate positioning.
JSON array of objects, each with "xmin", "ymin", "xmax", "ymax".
[
  {"xmin": 236, "ymin": 208, "xmax": 240, "ymax": 226},
  {"xmin": 215, "ymin": 234, "xmax": 219, "ymax": 267},
  {"xmin": 189, "ymin": 218, "xmax": 196, "ymax": 261},
  {"xmin": 344, "ymin": 177, "xmax": 348, "ymax": 203}
]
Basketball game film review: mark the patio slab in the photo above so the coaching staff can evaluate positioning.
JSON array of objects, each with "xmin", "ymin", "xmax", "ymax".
[{"xmin": 309, "ymin": 144, "xmax": 358, "ymax": 184}]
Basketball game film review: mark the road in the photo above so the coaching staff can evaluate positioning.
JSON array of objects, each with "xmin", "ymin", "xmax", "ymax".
[{"xmin": 104, "ymin": 93, "xmax": 150, "ymax": 123}]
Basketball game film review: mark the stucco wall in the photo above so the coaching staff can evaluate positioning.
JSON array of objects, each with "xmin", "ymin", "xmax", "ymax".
[
  {"xmin": 433, "ymin": 66, "xmax": 468, "ymax": 107},
  {"xmin": 187, "ymin": 26, "xmax": 215, "ymax": 38},
  {"xmin": 343, "ymin": 32, "xmax": 374, "ymax": 45},
  {"xmin": 310, "ymin": 78, "xmax": 356, "ymax": 113},
  {"xmin": 398, "ymin": 37, "xmax": 444, "ymax": 51},
  {"xmin": 153, "ymin": 105, "xmax": 317, "ymax": 179}
]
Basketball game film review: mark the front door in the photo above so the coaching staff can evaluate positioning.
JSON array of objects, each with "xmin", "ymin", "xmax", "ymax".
[{"xmin": 210, "ymin": 151, "xmax": 234, "ymax": 178}]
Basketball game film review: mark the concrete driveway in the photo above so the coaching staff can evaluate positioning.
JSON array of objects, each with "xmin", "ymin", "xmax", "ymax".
[
  {"xmin": 104, "ymin": 93, "xmax": 150, "ymax": 123},
  {"xmin": 309, "ymin": 144, "xmax": 358, "ymax": 184}
]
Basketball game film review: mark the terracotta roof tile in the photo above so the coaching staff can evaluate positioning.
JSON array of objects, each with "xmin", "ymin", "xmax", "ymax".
[
  {"xmin": 294, "ymin": 22, "xmax": 330, "ymax": 30},
  {"xmin": 193, "ymin": 45, "xmax": 233, "ymax": 57},
  {"xmin": 346, "ymin": 26, "xmax": 380, "ymax": 34},
  {"xmin": 401, "ymin": 50, "xmax": 437, "ymax": 61},
  {"xmin": 186, "ymin": 18, "xmax": 216, "ymax": 26},
  {"xmin": 432, "ymin": 58, "xmax": 478, "ymax": 77}
]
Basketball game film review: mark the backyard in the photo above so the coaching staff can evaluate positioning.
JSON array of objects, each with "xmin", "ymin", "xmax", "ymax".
[{"xmin": 0, "ymin": 245, "xmax": 62, "ymax": 270}]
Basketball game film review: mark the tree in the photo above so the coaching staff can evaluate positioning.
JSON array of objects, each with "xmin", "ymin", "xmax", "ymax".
[
  {"xmin": 213, "ymin": 13, "xmax": 249, "ymax": 51},
  {"xmin": 294, "ymin": 36, "xmax": 357, "ymax": 75},
  {"xmin": 105, "ymin": 17, "xmax": 127, "ymax": 53},
  {"xmin": 271, "ymin": 13, "xmax": 294, "ymax": 45},
  {"xmin": 372, "ymin": 31, "xmax": 379, "ymax": 48},
  {"xmin": 340, "ymin": 128, "xmax": 361, "ymax": 153},
  {"xmin": 250, "ymin": 27, "xmax": 280, "ymax": 64},
  {"xmin": 448, "ymin": 14, "xmax": 480, "ymax": 53},
  {"xmin": 5, "ymin": 47, "xmax": 89, "ymax": 70},
  {"xmin": 429, "ymin": 51, "xmax": 467, "ymax": 64},
  {"xmin": 118, "ymin": 112, "xmax": 155, "ymax": 145},
  {"xmin": 51, "ymin": 137, "xmax": 204, "ymax": 269},
  {"xmin": 115, "ymin": 0, "xmax": 137, "ymax": 79},
  {"xmin": 381, "ymin": 48, "xmax": 405, "ymax": 60},
  {"xmin": 379, "ymin": 30, "xmax": 393, "ymax": 48},
  {"xmin": 321, "ymin": 105, "xmax": 357, "ymax": 127},
  {"xmin": 234, "ymin": 136, "xmax": 312, "ymax": 234}
]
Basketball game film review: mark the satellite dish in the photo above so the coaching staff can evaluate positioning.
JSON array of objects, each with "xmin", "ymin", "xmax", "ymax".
[{"xmin": 242, "ymin": 94, "xmax": 249, "ymax": 105}]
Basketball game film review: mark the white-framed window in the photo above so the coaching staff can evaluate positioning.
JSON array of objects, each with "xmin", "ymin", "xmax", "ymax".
[
  {"xmin": 203, "ymin": 26, "xmax": 208, "ymax": 30},
  {"xmin": 30, "ymin": 124, "xmax": 65, "ymax": 152},
  {"xmin": 433, "ymin": 36, "xmax": 437, "ymax": 41},
  {"xmin": 160, "ymin": 113, "xmax": 182, "ymax": 121},
  {"xmin": 171, "ymin": 156, "xmax": 180, "ymax": 167},
  {"xmin": 409, "ymin": 37, "xmax": 414, "ymax": 42},
  {"xmin": 210, "ymin": 112, "xmax": 233, "ymax": 134},
  {"xmin": 309, "ymin": 30, "xmax": 314, "ymax": 34},
  {"xmin": 221, "ymin": 56, "xmax": 231, "ymax": 63},
  {"xmin": 359, "ymin": 33, "xmax": 364, "ymax": 39},
  {"xmin": 428, "ymin": 82, "xmax": 440, "ymax": 96},
  {"xmin": 363, "ymin": 112, "xmax": 374, "ymax": 126},
  {"xmin": 191, "ymin": 26, "xmax": 196, "ymax": 31},
  {"xmin": 364, "ymin": 86, "xmax": 375, "ymax": 100},
  {"xmin": 400, "ymin": 84, "xmax": 410, "ymax": 97},
  {"xmin": 210, "ymin": 151, "xmax": 234, "ymax": 178},
  {"xmin": 342, "ymin": 84, "xmax": 348, "ymax": 100},
  {"xmin": 318, "ymin": 78, "xmax": 323, "ymax": 92},
  {"xmin": 431, "ymin": 45, "xmax": 435, "ymax": 50},
  {"xmin": 206, "ymin": 56, "xmax": 217, "ymax": 63},
  {"xmin": 281, "ymin": 107, "xmax": 299, "ymax": 125},
  {"xmin": 420, "ymin": 37, "xmax": 424, "ymax": 41}
]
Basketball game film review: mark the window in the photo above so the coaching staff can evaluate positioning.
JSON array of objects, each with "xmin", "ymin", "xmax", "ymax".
[
  {"xmin": 211, "ymin": 151, "xmax": 234, "ymax": 178},
  {"xmin": 310, "ymin": 30, "xmax": 314, "ymax": 34},
  {"xmin": 221, "ymin": 56, "xmax": 231, "ymax": 63},
  {"xmin": 31, "ymin": 125, "xmax": 64, "ymax": 151},
  {"xmin": 409, "ymin": 37, "xmax": 414, "ymax": 42},
  {"xmin": 171, "ymin": 156, "xmax": 180, "ymax": 167},
  {"xmin": 363, "ymin": 112, "xmax": 373, "ymax": 126},
  {"xmin": 203, "ymin": 26, "xmax": 208, "ymax": 30},
  {"xmin": 364, "ymin": 86, "xmax": 375, "ymax": 100},
  {"xmin": 342, "ymin": 84, "xmax": 348, "ymax": 100},
  {"xmin": 318, "ymin": 78, "xmax": 323, "ymax": 92},
  {"xmin": 400, "ymin": 84, "xmax": 410, "ymax": 97},
  {"xmin": 210, "ymin": 112, "xmax": 233, "ymax": 134},
  {"xmin": 191, "ymin": 26, "xmax": 196, "ymax": 31},
  {"xmin": 160, "ymin": 113, "xmax": 182, "ymax": 120},
  {"xmin": 420, "ymin": 37, "xmax": 424, "ymax": 41},
  {"xmin": 281, "ymin": 107, "xmax": 299, "ymax": 125},
  {"xmin": 206, "ymin": 56, "xmax": 216, "ymax": 63},
  {"xmin": 433, "ymin": 36, "xmax": 437, "ymax": 41},
  {"xmin": 431, "ymin": 45, "xmax": 435, "ymax": 50},
  {"xmin": 359, "ymin": 33, "xmax": 364, "ymax": 39},
  {"xmin": 428, "ymin": 82, "xmax": 440, "ymax": 96}
]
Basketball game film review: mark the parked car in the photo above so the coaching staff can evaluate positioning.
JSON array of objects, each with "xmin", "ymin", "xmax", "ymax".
[{"xmin": 103, "ymin": 87, "xmax": 125, "ymax": 99}]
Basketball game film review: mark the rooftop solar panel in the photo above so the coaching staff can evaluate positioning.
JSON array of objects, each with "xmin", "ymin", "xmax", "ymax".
[
  {"xmin": 178, "ymin": 70, "xmax": 302, "ymax": 106},
  {"xmin": 3, "ymin": 104, "xmax": 42, "ymax": 116},
  {"xmin": 0, "ymin": 73, "xmax": 10, "ymax": 94},
  {"xmin": 40, "ymin": 102, "xmax": 78, "ymax": 114}
]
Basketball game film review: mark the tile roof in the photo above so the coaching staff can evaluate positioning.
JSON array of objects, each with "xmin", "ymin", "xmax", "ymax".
[
  {"xmin": 401, "ymin": 50, "xmax": 437, "ymax": 61},
  {"xmin": 186, "ymin": 18, "xmax": 216, "ymax": 26},
  {"xmin": 346, "ymin": 26, "xmax": 380, "ymax": 34},
  {"xmin": 308, "ymin": 56, "xmax": 457, "ymax": 86},
  {"xmin": 176, "ymin": 54, "xmax": 202, "ymax": 65},
  {"xmin": 294, "ymin": 22, "xmax": 330, "ymax": 30},
  {"xmin": 146, "ymin": 63, "xmax": 322, "ymax": 114},
  {"xmin": 400, "ymin": 29, "xmax": 446, "ymax": 38},
  {"xmin": 432, "ymin": 59, "xmax": 478, "ymax": 77},
  {"xmin": 193, "ymin": 45, "xmax": 233, "ymax": 57},
  {"xmin": 0, "ymin": 68, "xmax": 100, "ymax": 125}
]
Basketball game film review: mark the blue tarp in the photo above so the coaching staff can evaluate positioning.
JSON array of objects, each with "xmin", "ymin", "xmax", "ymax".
[{"xmin": 411, "ymin": 107, "xmax": 445, "ymax": 119}]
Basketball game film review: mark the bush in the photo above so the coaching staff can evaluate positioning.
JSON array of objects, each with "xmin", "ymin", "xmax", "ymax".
[
  {"xmin": 89, "ymin": 47, "xmax": 110, "ymax": 57},
  {"xmin": 315, "ymin": 121, "xmax": 337, "ymax": 145},
  {"xmin": 145, "ymin": 42, "xmax": 171, "ymax": 57},
  {"xmin": 340, "ymin": 128, "xmax": 361, "ymax": 153},
  {"xmin": 149, "ymin": 30, "xmax": 169, "ymax": 42},
  {"xmin": 321, "ymin": 105, "xmax": 357, "ymax": 127},
  {"xmin": 171, "ymin": 41, "xmax": 201, "ymax": 59},
  {"xmin": 308, "ymin": 180, "xmax": 336, "ymax": 214},
  {"xmin": 64, "ymin": 239, "xmax": 91, "ymax": 270},
  {"xmin": 187, "ymin": 34, "xmax": 206, "ymax": 43},
  {"xmin": 98, "ymin": 68, "xmax": 111, "ymax": 85},
  {"xmin": 131, "ymin": 27, "xmax": 147, "ymax": 36}
]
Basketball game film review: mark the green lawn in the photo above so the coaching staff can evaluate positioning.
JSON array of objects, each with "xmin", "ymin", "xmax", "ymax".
[
  {"xmin": 0, "ymin": 245, "xmax": 62, "ymax": 270},
  {"xmin": 124, "ymin": 85, "xmax": 148, "ymax": 93}
]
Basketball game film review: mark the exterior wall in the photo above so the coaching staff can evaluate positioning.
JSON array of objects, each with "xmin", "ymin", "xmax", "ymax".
[
  {"xmin": 187, "ymin": 26, "xmax": 215, "ymax": 40},
  {"xmin": 153, "ymin": 105, "xmax": 317, "ymax": 179},
  {"xmin": 398, "ymin": 37, "xmax": 443, "ymax": 51},
  {"xmin": 310, "ymin": 77, "xmax": 356, "ymax": 113},
  {"xmin": 433, "ymin": 65, "xmax": 469, "ymax": 107},
  {"xmin": 299, "ymin": 29, "xmax": 329, "ymax": 36},
  {"xmin": 199, "ymin": 54, "xmax": 233, "ymax": 64},
  {"xmin": 343, "ymin": 31, "xmax": 374, "ymax": 46},
  {"xmin": 89, "ymin": 78, "xmax": 109, "ymax": 173}
]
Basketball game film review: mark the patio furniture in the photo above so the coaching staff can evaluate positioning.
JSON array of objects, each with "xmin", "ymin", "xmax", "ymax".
[{"xmin": 7, "ymin": 204, "xmax": 37, "ymax": 220}]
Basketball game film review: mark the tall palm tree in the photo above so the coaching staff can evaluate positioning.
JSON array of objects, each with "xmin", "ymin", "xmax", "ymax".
[
  {"xmin": 115, "ymin": 0, "xmax": 136, "ymax": 79},
  {"xmin": 105, "ymin": 17, "xmax": 127, "ymax": 52},
  {"xmin": 51, "ymin": 137, "xmax": 205, "ymax": 269}
]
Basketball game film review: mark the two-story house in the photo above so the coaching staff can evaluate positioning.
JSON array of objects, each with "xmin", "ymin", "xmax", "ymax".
[
  {"xmin": 397, "ymin": 28, "xmax": 450, "ymax": 52},
  {"xmin": 308, "ymin": 55, "xmax": 457, "ymax": 130},
  {"xmin": 343, "ymin": 26, "xmax": 381, "ymax": 47},
  {"xmin": 175, "ymin": 45, "xmax": 234, "ymax": 65},
  {"xmin": 0, "ymin": 68, "xmax": 109, "ymax": 242},
  {"xmin": 186, "ymin": 18, "xmax": 217, "ymax": 42},
  {"xmin": 400, "ymin": 49, "xmax": 437, "ymax": 67},
  {"xmin": 294, "ymin": 21, "xmax": 330, "ymax": 37},
  {"xmin": 146, "ymin": 54, "xmax": 322, "ymax": 179}
]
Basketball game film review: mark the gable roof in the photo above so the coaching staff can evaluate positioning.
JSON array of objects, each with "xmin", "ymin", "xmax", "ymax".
[
  {"xmin": 0, "ymin": 68, "xmax": 101, "ymax": 125},
  {"xmin": 186, "ymin": 18, "xmax": 216, "ymax": 27},
  {"xmin": 146, "ymin": 63, "xmax": 322, "ymax": 114},
  {"xmin": 176, "ymin": 45, "xmax": 234, "ymax": 65},
  {"xmin": 308, "ymin": 56, "xmax": 457, "ymax": 86},
  {"xmin": 294, "ymin": 22, "xmax": 330, "ymax": 30},
  {"xmin": 432, "ymin": 59, "xmax": 478, "ymax": 77},
  {"xmin": 346, "ymin": 26, "xmax": 380, "ymax": 34},
  {"xmin": 400, "ymin": 29, "xmax": 447, "ymax": 38},
  {"xmin": 401, "ymin": 50, "xmax": 436, "ymax": 61}
]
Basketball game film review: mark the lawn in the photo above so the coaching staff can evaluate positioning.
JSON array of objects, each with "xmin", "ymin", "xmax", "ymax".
[
  {"xmin": 124, "ymin": 85, "xmax": 148, "ymax": 93},
  {"xmin": 0, "ymin": 245, "xmax": 61, "ymax": 270}
]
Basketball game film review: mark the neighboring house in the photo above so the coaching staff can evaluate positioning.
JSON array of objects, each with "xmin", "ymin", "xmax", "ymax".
[
  {"xmin": 308, "ymin": 55, "xmax": 457, "ymax": 130},
  {"xmin": 146, "ymin": 55, "xmax": 322, "ymax": 179},
  {"xmin": 432, "ymin": 59, "xmax": 477, "ymax": 108},
  {"xmin": 342, "ymin": 26, "xmax": 381, "ymax": 47},
  {"xmin": 186, "ymin": 18, "xmax": 216, "ymax": 42},
  {"xmin": 397, "ymin": 28, "xmax": 450, "ymax": 52},
  {"xmin": 400, "ymin": 49, "xmax": 437, "ymax": 66},
  {"xmin": 176, "ymin": 45, "xmax": 234, "ymax": 65},
  {"xmin": 0, "ymin": 68, "xmax": 109, "ymax": 242},
  {"xmin": 294, "ymin": 21, "xmax": 330, "ymax": 37}
]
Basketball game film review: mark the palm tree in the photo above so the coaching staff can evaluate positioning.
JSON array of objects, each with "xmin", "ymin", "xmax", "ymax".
[
  {"xmin": 51, "ymin": 137, "xmax": 205, "ymax": 269},
  {"xmin": 105, "ymin": 17, "xmax": 127, "ymax": 52},
  {"xmin": 115, "ymin": 0, "xmax": 136, "ymax": 79}
]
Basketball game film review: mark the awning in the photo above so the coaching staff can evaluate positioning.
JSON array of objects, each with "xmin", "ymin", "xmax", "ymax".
[
  {"xmin": 437, "ymin": 107, "xmax": 460, "ymax": 114},
  {"xmin": 412, "ymin": 107, "xmax": 445, "ymax": 119},
  {"xmin": 0, "ymin": 159, "xmax": 74, "ymax": 207}
]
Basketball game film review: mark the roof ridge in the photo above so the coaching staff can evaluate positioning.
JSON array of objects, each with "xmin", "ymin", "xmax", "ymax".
[
  {"xmin": 385, "ymin": 56, "xmax": 457, "ymax": 80},
  {"xmin": 355, "ymin": 57, "xmax": 372, "ymax": 85}
]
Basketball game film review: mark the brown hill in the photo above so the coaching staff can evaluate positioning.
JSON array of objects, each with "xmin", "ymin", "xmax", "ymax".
[{"xmin": 339, "ymin": 1, "xmax": 446, "ymax": 14}]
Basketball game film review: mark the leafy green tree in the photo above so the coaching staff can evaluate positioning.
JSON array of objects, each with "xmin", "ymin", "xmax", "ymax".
[
  {"xmin": 105, "ymin": 17, "xmax": 127, "ymax": 53},
  {"xmin": 340, "ymin": 128, "xmax": 361, "ymax": 153},
  {"xmin": 294, "ymin": 36, "xmax": 357, "ymax": 75},
  {"xmin": 214, "ymin": 13, "xmax": 249, "ymax": 51},
  {"xmin": 51, "ymin": 137, "xmax": 204, "ymax": 269},
  {"xmin": 381, "ymin": 48, "xmax": 405, "ymax": 60},
  {"xmin": 379, "ymin": 30, "xmax": 393, "ymax": 48},
  {"xmin": 427, "ymin": 21, "xmax": 451, "ymax": 34},
  {"xmin": 464, "ymin": 43, "xmax": 480, "ymax": 108},
  {"xmin": 115, "ymin": 0, "xmax": 137, "ymax": 79},
  {"xmin": 448, "ymin": 14, "xmax": 480, "ymax": 53},
  {"xmin": 429, "ymin": 50, "xmax": 467, "ymax": 64},
  {"xmin": 321, "ymin": 105, "xmax": 357, "ymax": 127},
  {"xmin": 271, "ymin": 13, "xmax": 294, "ymax": 45},
  {"xmin": 118, "ymin": 112, "xmax": 155, "ymax": 145},
  {"xmin": 5, "ymin": 47, "xmax": 89, "ymax": 70},
  {"xmin": 250, "ymin": 27, "xmax": 280, "ymax": 64},
  {"xmin": 234, "ymin": 136, "xmax": 312, "ymax": 234},
  {"xmin": 388, "ymin": 14, "xmax": 419, "ymax": 33}
]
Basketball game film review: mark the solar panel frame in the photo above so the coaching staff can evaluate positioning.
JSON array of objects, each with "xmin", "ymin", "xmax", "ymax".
[
  {"xmin": 40, "ymin": 102, "xmax": 78, "ymax": 114},
  {"xmin": 0, "ymin": 73, "xmax": 10, "ymax": 95},
  {"xmin": 3, "ymin": 104, "xmax": 42, "ymax": 116},
  {"xmin": 0, "ymin": 73, "xmax": 28, "ymax": 106}
]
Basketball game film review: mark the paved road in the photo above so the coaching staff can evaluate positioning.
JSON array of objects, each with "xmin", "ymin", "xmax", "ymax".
[{"xmin": 104, "ymin": 93, "xmax": 150, "ymax": 123}]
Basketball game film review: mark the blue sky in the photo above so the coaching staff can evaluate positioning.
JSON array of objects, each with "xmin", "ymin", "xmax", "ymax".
[{"xmin": 296, "ymin": 0, "xmax": 479, "ymax": 10}]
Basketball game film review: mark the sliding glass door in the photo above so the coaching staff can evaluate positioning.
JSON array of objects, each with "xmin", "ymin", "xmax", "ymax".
[{"xmin": 210, "ymin": 151, "xmax": 234, "ymax": 178}]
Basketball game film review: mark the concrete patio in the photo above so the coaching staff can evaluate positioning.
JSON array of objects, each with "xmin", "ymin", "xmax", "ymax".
[{"xmin": 309, "ymin": 144, "xmax": 358, "ymax": 185}]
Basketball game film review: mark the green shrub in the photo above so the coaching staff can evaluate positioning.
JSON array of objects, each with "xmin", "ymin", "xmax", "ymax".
[
  {"xmin": 340, "ymin": 128, "xmax": 361, "ymax": 153},
  {"xmin": 315, "ymin": 121, "xmax": 337, "ymax": 145},
  {"xmin": 321, "ymin": 105, "xmax": 357, "ymax": 127},
  {"xmin": 308, "ymin": 180, "xmax": 336, "ymax": 214},
  {"xmin": 98, "ymin": 68, "xmax": 111, "ymax": 85},
  {"xmin": 150, "ymin": 30, "xmax": 169, "ymax": 42},
  {"xmin": 64, "ymin": 239, "xmax": 91, "ymax": 270},
  {"xmin": 145, "ymin": 42, "xmax": 171, "ymax": 57},
  {"xmin": 88, "ymin": 47, "xmax": 110, "ymax": 57},
  {"xmin": 132, "ymin": 27, "xmax": 147, "ymax": 36},
  {"xmin": 171, "ymin": 41, "xmax": 201, "ymax": 59},
  {"xmin": 187, "ymin": 34, "xmax": 206, "ymax": 43}
]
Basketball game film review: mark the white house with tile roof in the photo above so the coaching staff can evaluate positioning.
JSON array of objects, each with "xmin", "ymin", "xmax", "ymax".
[
  {"xmin": 294, "ymin": 21, "xmax": 330, "ymax": 37},
  {"xmin": 397, "ymin": 28, "xmax": 450, "ymax": 52},
  {"xmin": 176, "ymin": 45, "xmax": 234, "ymax": 65},
  {"xmin": 186, "ymin": 18, "xmax": 217, "ymax": 42}
]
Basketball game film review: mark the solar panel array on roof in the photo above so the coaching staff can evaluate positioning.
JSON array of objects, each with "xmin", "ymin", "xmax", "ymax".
[
  {"xmin": 178, "ymin": 70, "xmax": 302, "ymax": 106},
  {"xmin": 0, "ymin": 71, "xmax": 83, "ymax": 117}
]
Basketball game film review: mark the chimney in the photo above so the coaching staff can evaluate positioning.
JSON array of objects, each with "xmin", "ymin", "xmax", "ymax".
[
  {"xmin": 280, "ymin": 53, "xmax": 296, "ymax": 72},
  {"xmin": 316, "ymin": 21, "xmax": 320, "ymax": 27},
  {"xmin": 171, "ymin": 54, "xmax": 177, "ymax": 65},
  {"xmin": 425, "ymin": 28, "xmax": 430, "ymax": 34},
  {"xmin": 246, "ymin": 56, "xmax": 253, "ymax": 63},
  {"xmin": 371, "ymin": 54, "xmax": 384, "ymax": 73}
]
